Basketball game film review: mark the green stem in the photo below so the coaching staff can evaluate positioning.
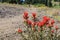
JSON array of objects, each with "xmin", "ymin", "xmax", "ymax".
[
  {"xmin": 52, "ymin": 36, "xmax": 54, "ymax": 40},
  {"xmin": 49, "ymin": 27, "xmax": 52, "ymax": 40},
  {"xmin": 41, "ymin": 27, "xmax": 43, "ymax": 40},
  {"xmin": 25, "ymin": 23, "xmax": 31, "ymax": 40},
  {"xmin": 54, "ymin": 30, "xmax": 57, "ymax": 40}
]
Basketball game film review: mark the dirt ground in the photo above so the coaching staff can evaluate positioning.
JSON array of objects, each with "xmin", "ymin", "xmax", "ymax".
[{"xmin": 0, "ymin": 3, "xmax": 60, "ymax": 40}]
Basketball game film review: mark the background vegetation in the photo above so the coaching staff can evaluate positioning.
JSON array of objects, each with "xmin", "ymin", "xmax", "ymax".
[{"xmin": 0, "ymin": 0, "xmax": 60, "ymax": 7}]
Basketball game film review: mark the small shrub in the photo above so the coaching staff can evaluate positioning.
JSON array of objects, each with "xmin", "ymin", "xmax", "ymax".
[{"xmin": 17, "ymin": 11, "xmax": 59, "ymax": 40}]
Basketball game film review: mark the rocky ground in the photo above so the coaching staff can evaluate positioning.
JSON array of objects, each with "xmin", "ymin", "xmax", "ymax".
[{"xmin": 0, "ymin": 3, "xmax": 60, "ymax": 40}]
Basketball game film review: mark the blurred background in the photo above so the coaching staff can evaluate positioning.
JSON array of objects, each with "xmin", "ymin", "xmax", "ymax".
[{"xmin": 0, "ymin": 0, "xmax": 60, "ymax": 7}]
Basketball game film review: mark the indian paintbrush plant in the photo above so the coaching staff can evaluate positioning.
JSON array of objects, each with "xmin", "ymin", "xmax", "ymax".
[{"xmin": 17, "ymin": 11, "xmax": 59, "ymax": 40}]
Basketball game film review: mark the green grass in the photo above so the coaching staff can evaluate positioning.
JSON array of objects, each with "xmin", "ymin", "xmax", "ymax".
[
  {"xmin": 54, "ymin": 16, "xmax": 60, "ymax": 21},
  {"xmin": 56, "ymin": 16, "xmax": 60, "ymax": 21},
  {"xmin": 53, "ymin": 6, "xmax": 60, "ymax": 9},
  {"xmin": 33, "ymin": 4, "xmax": 46, "ymax": 7}
]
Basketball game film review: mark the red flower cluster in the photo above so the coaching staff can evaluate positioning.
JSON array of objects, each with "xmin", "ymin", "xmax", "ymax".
[
  {"xmin": 44, "ymin": 16, "xmax": 50, "ymax": 22},
  {"xmin": 23, "ymin": 11, "xmax": 59, "ymax": 33},
  {"xmin": 23, "ymin": 11, "xmax": 29, "ymax": 19},
  {"xmin": 37, "ymin": 16, "xmax": 50, "ymax": 27}
]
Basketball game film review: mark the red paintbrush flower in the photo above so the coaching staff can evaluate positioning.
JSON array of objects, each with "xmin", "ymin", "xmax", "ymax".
[
  {"xmin": 27, "ymin": 20, "xmax": 32, "ymax": 25},
  {"xmin": 51, "ymin": 30, "xmax": 54, "ymax": 33},
  {"xmin": 51, "ymin": 20, "xmax": 55, "ymax": 24},
  {"xmin": 47, "ymin": 17, "xmax": 50, "ymax": 21},
  {"xmin": 55, "ymin": 26, "xmax": 59, "ymax": 30},
  {"xmin": 43, "ymin": 19, "xmax": 47, "ymax": 23},
  {"xmin": 43, "ymin": 16, "xmax": 47, "ymax": 20},
  {"xmin": 23, "ymin": 11, "xmax": 29, "ymax": 19},
  {"xmin": 32, "ymin": 12, "xmax": 36, "ymax": 18},
  {"xmin": 23, "ymin": 15, "xmax": 29, "ymax": 19},
  {"xmin": 42, "ymin": 19, "xmax": 49, "ymax": 24},
  {"xmin": 38, "ymin": 21, "xmax": 45, "ymax": 27},
  {"xmin": 24, "ymin": 11, "xmax": 28, "ymax": 16},
  {"xmin": 43, "ymin": 16, "xmax": 50, "ymax": 22},
  {"xmin": 18, "ymin": 28, "xmax": 22, "ymax": 33}
]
